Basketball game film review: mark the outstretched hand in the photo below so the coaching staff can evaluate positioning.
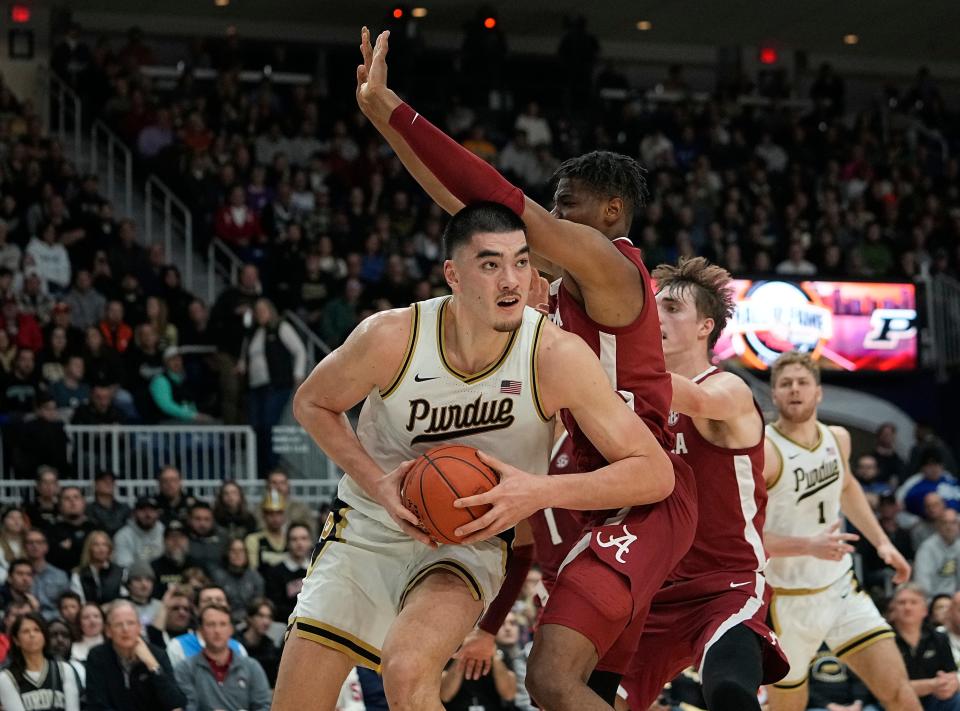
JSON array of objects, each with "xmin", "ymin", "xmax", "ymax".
[{"xmin": 356, "ymin": 27, "xmax": 400, "ymax": 121}]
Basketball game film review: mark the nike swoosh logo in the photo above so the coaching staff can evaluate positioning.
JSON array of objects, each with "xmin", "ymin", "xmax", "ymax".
[
  {"xmin": 788, "ymin": 453, "xmax": 801, "ymax": 459},
  {"xmin": 729, "ymin": 581, "xmax": 751, "ymax": 588},
  {"xmin": 414, "ymin": 374, "xmax": 440, "ymax": 382}
]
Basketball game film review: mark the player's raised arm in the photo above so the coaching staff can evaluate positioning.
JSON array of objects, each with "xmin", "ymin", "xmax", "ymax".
[
  {"xmin": 669, "ymin": 371, "xmax": 756, "ymax": 421},
  {"xmin": 292, "ymin": 307, "xmax": 432, "ymax": 545},
  {"xmin": 355, "ymin": 28, "xmax": 643, "ymax": 319},
  {"xmin": 833, "ymin": 425, "xmax": 911, "ymax": 583}
]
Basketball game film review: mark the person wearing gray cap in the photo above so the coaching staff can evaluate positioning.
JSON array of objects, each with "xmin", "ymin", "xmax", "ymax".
[
  {"xmin": 113, "ymin": 496, "xmax": 164, "ymax": 570},
  {"xmin": 124, "ymin": 561, "xmax": 161, "ymax": 627}
]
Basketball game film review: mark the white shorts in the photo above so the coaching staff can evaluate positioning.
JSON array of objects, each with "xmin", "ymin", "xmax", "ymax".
[
  {"xmin": 289, "ymin": 499, "xmax": 508, "ymax": 671},
  {"xmin": 769, "ymin": 570, "xmax": 894, "ymax": 688}
]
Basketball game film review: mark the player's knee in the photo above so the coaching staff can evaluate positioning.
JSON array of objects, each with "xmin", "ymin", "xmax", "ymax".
[
  {"xmin": 704, "ymin": 679, "xmax": 761, "ymax": 711},
  {"xmin": 381, "ymin": 653, "xmax": 437, "ymax": 709},
  {"xmin": 525, "ymin": 659, "xmax": 570, "ymax": 708}
]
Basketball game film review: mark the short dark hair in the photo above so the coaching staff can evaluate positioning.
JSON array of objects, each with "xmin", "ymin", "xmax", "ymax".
[
  {"xmin": 552, "ymin": 150, "xmax": 649, "ymax": 221},
  {"xmin": 9, "ymin": 559, "xmax": 32, "ymax": 577},
  {"xmin": 246, "ymin": 597, "xmax": 275, "ymax": 618},
  {"xmin": 442, "ymin": 202, "xmax": 526, "ymax": 259},
  {"xmin": 198, "ymin": 602, "xmax": 232, "ymax": 626},
  {"xmin": 57, "ymin": 591, "xmax": 81, "ymax": 607},
  {"xmin": 189, "ymin": 501, "xmax": 213, "ymax": 515},
  {"xmin": 286, "ymin": 523, "xmax": 312, "ymax": 545}
]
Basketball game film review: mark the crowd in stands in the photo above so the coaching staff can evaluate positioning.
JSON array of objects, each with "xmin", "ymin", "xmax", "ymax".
[{"xmin": 0, "ymin": 18, "xmax": 955, "ymax": 711}]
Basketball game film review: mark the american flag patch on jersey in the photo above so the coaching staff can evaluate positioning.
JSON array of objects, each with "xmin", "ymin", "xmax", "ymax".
[
  {"xmin": 500, "ymin": 379, "xmax": 522, "ymax": 395},
  {"xmin": 826, "ymin": 446, "xmax": 836, "ymax": 456}
]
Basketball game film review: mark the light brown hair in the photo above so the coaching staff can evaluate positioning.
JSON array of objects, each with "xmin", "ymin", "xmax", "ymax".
[
  {"xmin": 652, "ymin": 257, "xmax": 734, "ymax": 349},
  {"xmin": 770, "ymin": 351, "xmax": 821, "ymax": 386}
]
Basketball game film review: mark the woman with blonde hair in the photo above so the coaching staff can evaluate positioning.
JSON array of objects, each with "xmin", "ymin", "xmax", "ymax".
[
  {"xmin": 69, "ymin": 531, "xmax": 124, "ymax": 604},
  {"xmin": 145, "ymin": 296, "xmax": 177, "ymax": 350},
  {"xmin": 0, "ymin": 507, "xmax": 26, "ymax": 584}
]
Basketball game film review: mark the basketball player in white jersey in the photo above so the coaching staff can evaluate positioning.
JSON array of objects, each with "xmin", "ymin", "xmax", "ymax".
[
  {"xmin": 274, "ymin": 202, "xmax": 676, "ymax": 711},
  {"xmin": 763, "ymin": 351, "xmax": 919, "ymax": 711}
]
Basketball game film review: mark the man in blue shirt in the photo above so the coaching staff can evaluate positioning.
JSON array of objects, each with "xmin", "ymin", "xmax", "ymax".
[{"xmin": 897, "ymin": 449, "xmax": 960, "ymax": 518}]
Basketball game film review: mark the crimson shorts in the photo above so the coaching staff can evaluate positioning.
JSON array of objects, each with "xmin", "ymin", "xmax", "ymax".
[
  {"xmin": 621, "ymin": 571, "xmax": 789, "ymax": 710},
  {"xmin": 538, "ymin": 453, "xmax": 697, "ymax": 674}
]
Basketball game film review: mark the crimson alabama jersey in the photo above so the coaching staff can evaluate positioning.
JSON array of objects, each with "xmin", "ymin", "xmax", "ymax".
[
  {"xmin": 667, "ymin": 366, "xmax": 767, "ymax": 580},
  {"xmin": 529, "ymin": 431, "xmax": 586, "ymax": 592},
  {"xmin": 548, "ymin": 237, "xmax": 674, "ymax": 476}
]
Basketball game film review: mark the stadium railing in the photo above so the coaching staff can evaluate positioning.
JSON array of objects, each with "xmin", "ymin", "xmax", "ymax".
[
  {"xmin": 47, "ymin": 71, "xmax": 84, "ymax": 164},
  {"xmin": 145, "ymin": 175, "xmax": 198, "ymax": 294},
  {"xmin": 90, "ymin": 119, "xmax": 135, "ymax": 219},
  {"xmin": 927, "ymin": 273, "xmax": 960, "ymax": 380}
]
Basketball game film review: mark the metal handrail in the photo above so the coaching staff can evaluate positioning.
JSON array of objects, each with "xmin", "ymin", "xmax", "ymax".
[
  {"xmin": 146, "ymin": 175, "xmax": 195, "ymax": 293},
  {"xmin": 90, "ymin": 119, "xmax": 134, "ymax": 217},
  {"xmin": 206, "ymin": 238, "xmax": 246, "ymax": 305},
  {"xmin": 47, "ymin": 72, "xmax": 83, "ymax": 164},
  {"xmin": 284, "ymin": 308, "xmax": 333, "ymax": 363}
]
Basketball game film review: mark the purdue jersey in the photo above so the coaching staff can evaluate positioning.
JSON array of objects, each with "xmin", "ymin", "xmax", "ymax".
[
  {"xmin": 343, "ymin": 296, "xmax": 555, "ymax": 530},
  {"xmin": 764, "ymin": 422, "xmax": 848, "ymax": 590}
]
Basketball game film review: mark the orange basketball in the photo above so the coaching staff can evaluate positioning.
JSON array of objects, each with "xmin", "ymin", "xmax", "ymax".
[{"xmin": 401, "ymin": 444, "xmax": 499, "ymax": 544}]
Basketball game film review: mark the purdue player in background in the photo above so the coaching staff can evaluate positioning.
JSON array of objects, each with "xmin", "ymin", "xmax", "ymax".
[
  {"xmin": 617, "ymin": 258, "xmax": 787, "ymax": 711},
  {"xmin": 763, "ymin": 352, "xmax": 919, "ymax": 711},
  {"xmin": 277, "ymin": 203, "xmax": 677, "ymax": 711}
]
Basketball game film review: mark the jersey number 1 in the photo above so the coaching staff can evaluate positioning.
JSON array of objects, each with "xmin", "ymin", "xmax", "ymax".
[{"xmin": 817, "ymin": 501, "xmax": 826, "ymax": 525}]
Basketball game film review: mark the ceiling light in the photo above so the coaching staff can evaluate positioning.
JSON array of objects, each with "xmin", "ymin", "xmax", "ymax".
[
  {"xmin": 843, "ymin": 33, "xmax": 859, "ymax": 45},
  {"xmin": 215, "ymin": 0, "xmax": 229, "ymax": 6},
  {"xmin": 636, "ymin": 20, "xmax": 652, "ymax": 31},
  {"xmin": 412, "ymin": 7, "xmax": 428, "ymax": 18}
]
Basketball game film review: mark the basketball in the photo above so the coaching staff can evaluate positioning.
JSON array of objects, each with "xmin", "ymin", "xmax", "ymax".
[{"xmin": 401, "ymin": 444, "xmax": 500, "ymax": 544}]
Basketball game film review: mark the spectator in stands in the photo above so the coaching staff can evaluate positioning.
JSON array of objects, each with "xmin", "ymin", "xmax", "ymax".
[
  {"xmin": 47, "ymin": 488, "xmax": 94, "ymax": 574},
  {"xmin": 911, "ymin": 494, "xmax": 945, "ymax": 551},
  {"xmin": 98, "ymin": 300, "xmax": 132, "ymax": 354},
  {"xmin": 147, "ymin": 347, "xmax": 212, "ymax": 423},
  {"xmin": 81, "ymin": 326, "xmax": 123, "ymax": 388},
  {"xmin": 56, "ymin": 592, "xmax": 81, "ymax": 635},
  {"xmin": 245, "ymin": 490, "xmax": 287, "ymax": 571},
  {"xmin": 174, "ymin": 603, "xmax": 271, "ymax": 711},
  {"xmin": 185, "ymin": 502, "xmax": 228, "ymax": 574},
  {"xmin": 515, "ymin": 101, "xmax": 552, "ymax": 149},
  {"xmin": 156, "ymin": 465, "xmax": 196, "ymax": 522},
  {"xmin": 87, "ymin": 470, "xmax": 131, "ymax": 538},
  {"xmin": 124, "ymin": 562, "xmax": 161, "ymax": 628},
  {"xmin": 113, "ymin": 496, "xmax": 164, "ymax": 569},
  {"xmin": 145, "ymin": 297, "xmax": 177, "ymax": 349},
  {"xmin": 63, "ymin": 271, "xmax": 104, "ymax": 333},
  {"xmin": 38, "ymin": 326, "xmax": 71, "ymax": 385},
  {"xmin": 0, "ymin": 612, "xmax": 81, "ymax": 711},
  {"xmin": 944, "ymin": 592, "xmax": 960, "ymax": 665},
  {"xmin": 137, "ymin": 107, "xmax": 174, "ymax": 160},
  {"xmin": 258, "ymin": 468, "xmax": 314, "ymax": 535},
  {"xmin": 27, "ymin": 222, "xmax": 71, "ymax": 294},
  {"xmin": 239, "ymin": 297, "xmax": 306, "ymax": 473},
  {"xmin": 86, "ymin": 600, "xmax": 185, "ymax": 711},
  {"xmin": 932, "ymin": 595, "xmax": 953, "ymax": 627},
  {"xmin": 18, "ymin": 271, "xmax": 55, "ymax": 325},
  {"xmin": 24, "ymin": 529, "xmax": 68, "ymax": 620},
  {"xmin": 237, "ymin": 598, "xmax": 279, "ymax": 688},
  {"xmin": 875, "ymin": 422, "xmax": 908, "ymax": 487},
  {"xmin": 211, "ymin": 538, "xmax": 263, "ymax": 625},
  {"xmin": 9, "ymin": 395, "xmax": 71, "ymax": 480},
  {"xmin": 0, "ymin": 560, "xmax": 38, "ymax": 610},
  {"xmin": 856, "ymin": 454, "xmax": 892, "ymax": 505},
  {"xmin": 0, "ymin": 508, "xmax": 26, "ymax": 584},
  {"xmin": 150, "ymin": 520, "xmax": 194, "ymax": 597},
  {"xmin": 262, "ymin": 523, "xmax": 310, "ymax": 623},
  {"xmin": 1, "ymin": 298, "xmax": 43, "ymax": 353},
  {"xmin": 71, "ymin": 383, "xmax": 127, "ymax": 425},
  {"xmin": 125, "ymin": 323, "xmax": 164, "ymax": 411},
  {"xmin": 70, "ymin": 602, "xmax": 104, "ymax": 663},
  {"xmin": 50, "ymin": 355, "xmax": 89, "ymax": 416},
  {"xmin": 146, "ymin": 585, "xmax": 192, "ymax": 648},
  {"xmin": 1, "ymin": 348, "xmax": 40, "ymax": 413},
  {"xmin": 216, "ymin": 185, "xmax": 263, "ymax": 253},
  {"xmin": 0, "ymin": 225, "xmax": 22, "ymax": 273},
  {"xmin": 165, "ymin": 585, "xmax": 247, "ymax": 667},
  {"xmin": 69, "ymin": 530, "xmax": 123, "ymax": 605},
  {"xmin": 318, "ymin": 276, "xmax": 363, "ymax": 348},
  {"xmin": 915, "ymin": 509, "xmax": 960, "ymax": 598},
  {"xmin": 21, "ymin": 467, "xmax": 60, "ymax": 532},
  {"xmin": 898, "ymin": 450, "xmax": 960, "ymax": 517},
  {"xmin": 891, "ymin": 583, "xmax": 960, "ymax": 709},
  {"xmin": 107, "ymin": 219, "xmax": 148, "ymax": 286},
  {"xmin": 213, "ymin": 481, "xmax": 257, "ymax": 540},
  {"xmin": 910, "ymin": 425, "xmax": 959, "ymax": 477},
  {"xmin": 210, "ymin": 264, "xmax": 260, "ymax": 423},
  {"xmin": 45, "ymin": 618, "xmax": 83, "ymax": 689}
]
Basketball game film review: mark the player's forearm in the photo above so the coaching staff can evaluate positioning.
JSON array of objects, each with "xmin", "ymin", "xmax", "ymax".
[
  {"xmin": 841, "ymin": 476, "xmax": 890, "ymax": 550},
  {"xmin": 763, "ymin": 531, "xmax": 813, "ymax": 557},
  {"xmin": 491, "ymin": 659, "xmax": 517, "ymax": 700},
  {"xmin": 669, "ymin": 373, "xmax": 730, "ymax": 420},
  {"xmin": 292, "ymin": 396, "xmax": 383, "ymax": 497},
  {"xmin": 910, "ymin": 678, "xmax": 937, "ymax": 697},
  {"xmin": 544, "ymin": 451, "xmax": 674, "ymax": 510}
]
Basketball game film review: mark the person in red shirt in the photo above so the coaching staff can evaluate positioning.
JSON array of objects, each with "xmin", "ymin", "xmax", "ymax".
[
  {"xmin": 98, "ymin": 300, "xmax": 132, "ymax": 353},
  {"xmin": 0, "ymin": 299, "xmax": 43, "ymax": 352},
  {"xmin": 215, "ymin": 185, "xmax": 263, "ymax": 249},
  {"xmin": 356, "ymin": 29, "xmax": 695, "ymax": 710}
]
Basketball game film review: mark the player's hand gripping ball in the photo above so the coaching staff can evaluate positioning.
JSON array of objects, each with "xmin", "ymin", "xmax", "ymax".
[{"xmin": 401, "ymin": 445, "xmax": 499, "ymax": 544}]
